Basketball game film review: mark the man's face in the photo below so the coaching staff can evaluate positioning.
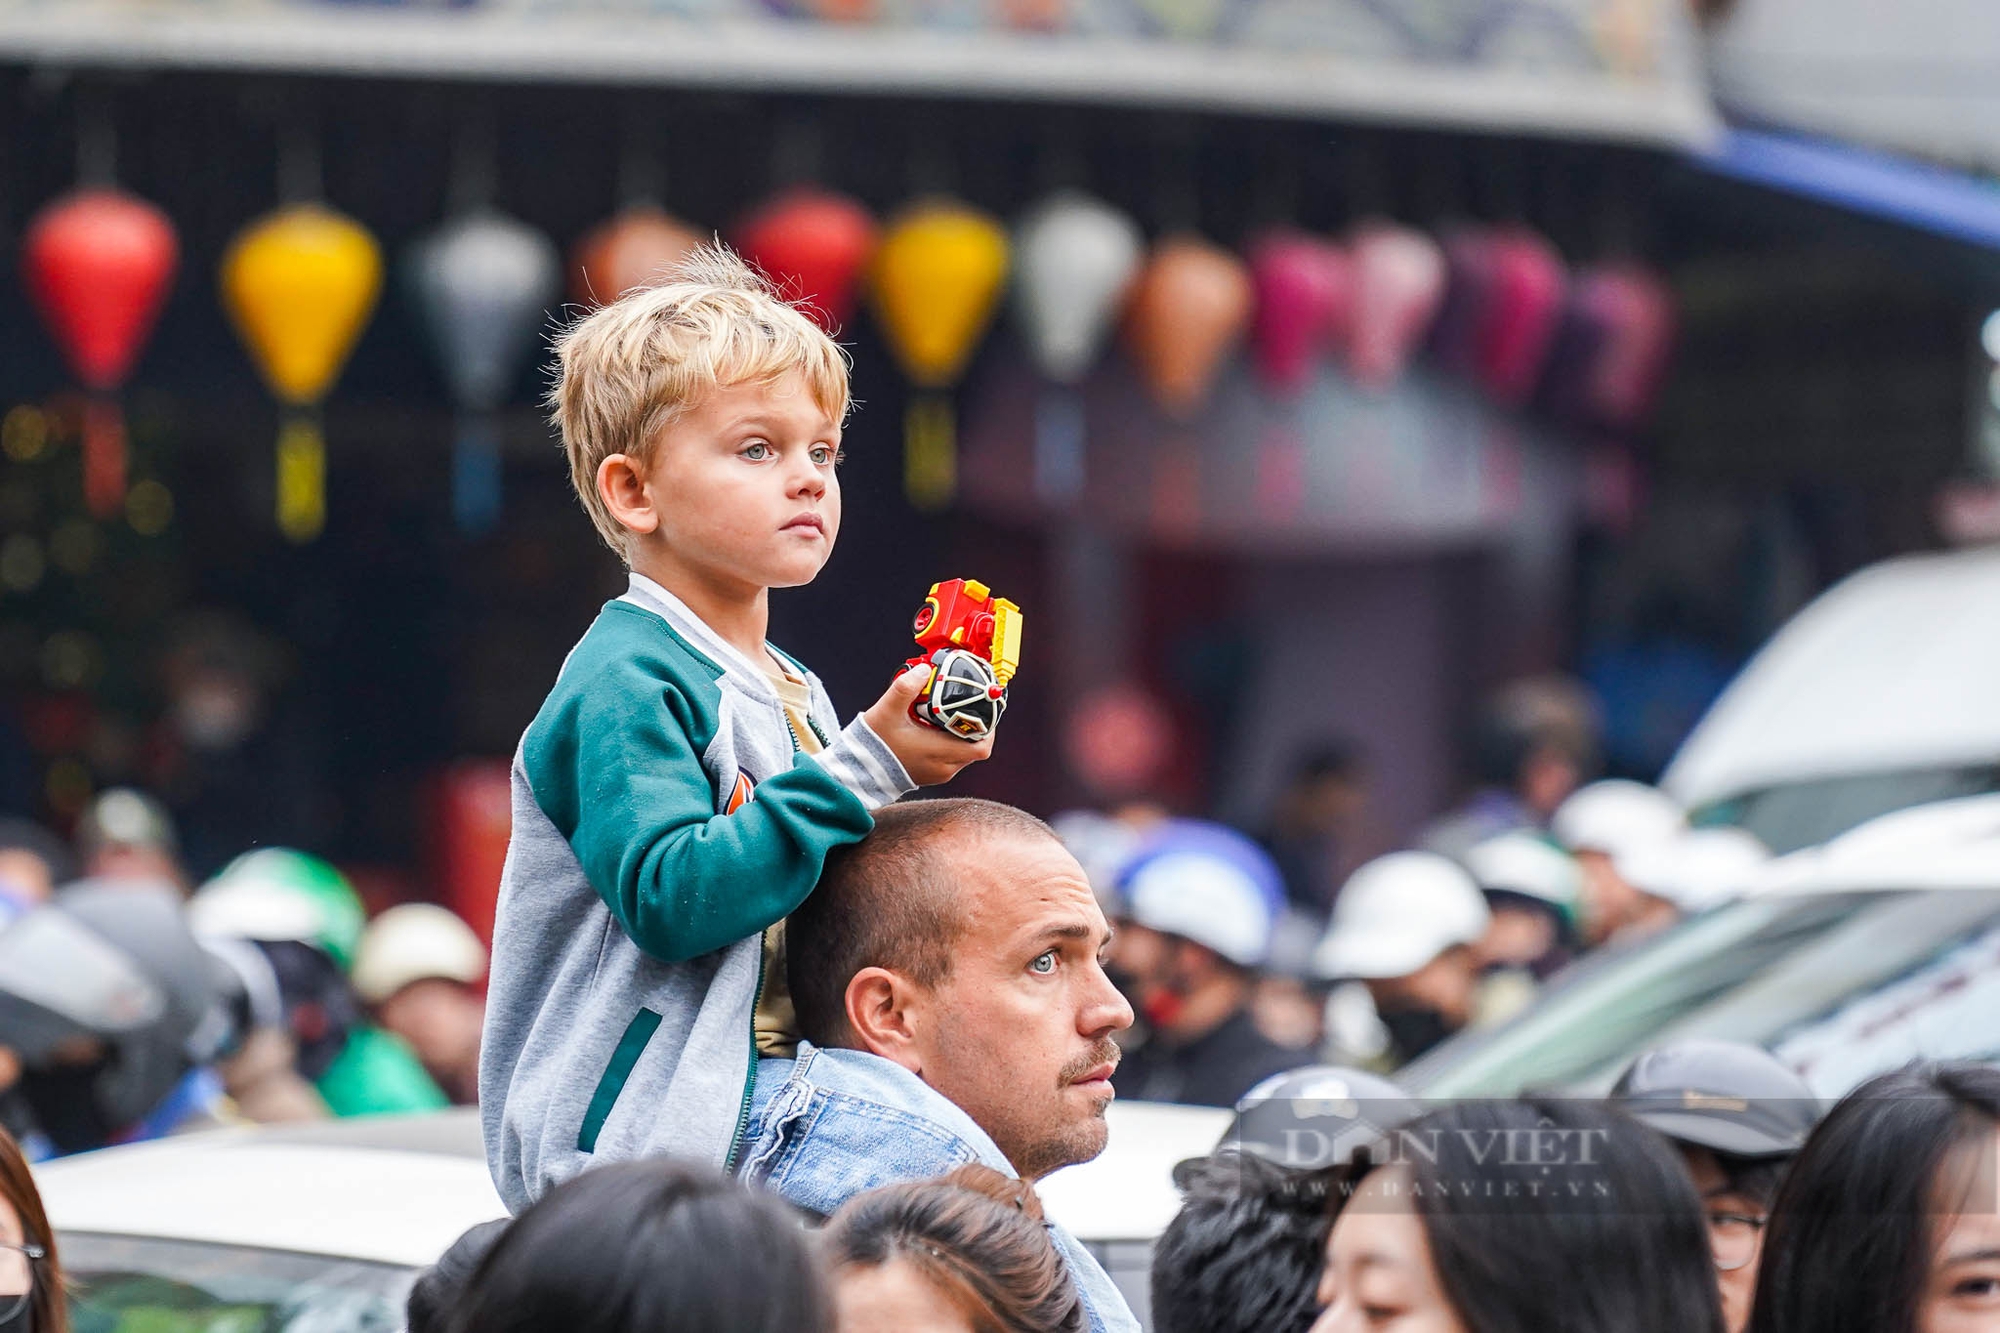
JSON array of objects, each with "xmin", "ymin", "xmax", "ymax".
[
  {"xmin": 906, "ymin": 831, "xmax": 1134, "ymax": 1181},
  {"xmin": 377, "ymin": 978, "xmax": 485, "ymax": 1104},
  {"xmin": 634, "ymin": 372, "xmax": 843, "ymax": 595}
]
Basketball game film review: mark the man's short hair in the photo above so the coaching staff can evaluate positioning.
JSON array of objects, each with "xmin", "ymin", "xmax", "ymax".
[
  {"xmin": 546, "ymin": 242, "xmax": 851, "ymax": 557},
  {"xmin": 1152, "ymin": 1152, "xmax": 1330, "ymax": 1333},
  {"xmin": 788, "ymin": 799, "xmax": 1055, "ymax": 1048}
]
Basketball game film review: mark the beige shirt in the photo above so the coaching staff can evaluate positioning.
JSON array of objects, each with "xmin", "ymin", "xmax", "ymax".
[{"xmin": 754, "ymin": 662, "xmax": 822, "ymax": 1057}]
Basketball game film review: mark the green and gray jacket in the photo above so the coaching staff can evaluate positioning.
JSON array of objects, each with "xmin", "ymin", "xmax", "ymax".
[{"xmin": 480, "ymin": 573, "xmax": 912, "ymax": 1213}]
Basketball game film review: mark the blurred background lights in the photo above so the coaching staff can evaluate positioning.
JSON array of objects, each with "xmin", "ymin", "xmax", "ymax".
[
  {"xmin": 0, "ymin": 536, "xmax": 45, "ymax": 594},
  {"xmin": 49, "ymin": 519, "xmax": 101, "ymax": 576},
  {"xmin": 40, "ymin": 629, "xmax": 104, "ymax": 690},
  {"xmin": 1981, "ymin": 310, "xmax": 2000, "ymax": 363},
  {"xmin": 0, "ymin": 405, "xmax": 48, "ymax": 462},
  {"xmin": 126, "ymin": 479, "xmax": 174, "ymax": 535}
]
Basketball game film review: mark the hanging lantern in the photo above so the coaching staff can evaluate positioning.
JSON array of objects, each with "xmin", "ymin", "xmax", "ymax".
[
  {"xmin": 1345, "ymin": 223, "xmax": 1446, "ymax": 390},
  {"xmin": 570, "ymin": 205, "xmax": 703, "ymax": 309},
  {"xmin": 409, "ymin": 211, "xmax": 560, "ymax": 535},
  {"xmin": 21, "ymin": 189, "xmax": 178, "ymax": 520},
  {"xmin": 1013, "ymin": 191, "xmax": 1143, "ymax": 501},
  {"xmin": 737, "ymin": 186, "xmax": 878, "ymax": 333},
  {"xmin": 1122, "ymin": 234, "xmax": 1252, "ymax": 419},
  {"xmin": 870, "ymin": 199, "xmax": 1010, "ymax": 511},
  {"xmin": 221, "ymin": 204, "xmax": 382, "ymax": 544},
  {"xmin": 1248, "ymin": 229, "xmax": 1352, "ymax": 397},
  {"xmin": 1472, "ymin": 229, "xmax": 1568, "ymax": 408},
  {"xmin": 1541, "ymin": 262, "xmax": 1675, "ymax": 432}
]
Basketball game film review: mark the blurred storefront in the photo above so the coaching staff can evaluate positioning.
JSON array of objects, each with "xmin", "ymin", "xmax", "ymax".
[{"xmin": 0, "ymin": 0, "xmax": 1991, "ymax": 905}]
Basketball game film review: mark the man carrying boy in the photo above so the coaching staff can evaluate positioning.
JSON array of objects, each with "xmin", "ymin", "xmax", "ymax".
[{"xmin": 481, "ymin": 248, "xmax": 992, "ymax": 1214}]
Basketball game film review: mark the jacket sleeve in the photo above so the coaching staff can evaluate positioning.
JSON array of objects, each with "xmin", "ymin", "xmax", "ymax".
[{"xmin": 526, "ymin": 651, "xmax": 877, "ymax": 964}]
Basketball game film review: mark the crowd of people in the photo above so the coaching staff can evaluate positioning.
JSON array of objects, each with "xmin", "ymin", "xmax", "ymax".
[{"xmin": 0, "ymin": 787, "xmax": 488, "ymax": 1161}]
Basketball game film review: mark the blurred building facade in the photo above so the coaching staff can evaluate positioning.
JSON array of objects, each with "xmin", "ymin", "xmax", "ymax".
[{"xmin": 0, "ymin": 0, "xmax": 1993, "ymax": 904}]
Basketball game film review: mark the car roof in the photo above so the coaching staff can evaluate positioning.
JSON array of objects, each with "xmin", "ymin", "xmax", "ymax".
[
  {"xmin": 1664, "ymin": 546, "xmax": 2000, "ymax": 810},
  {"xmin": 37, "ymin": 1101, "xmax": 1230, "ymax": 1264}
]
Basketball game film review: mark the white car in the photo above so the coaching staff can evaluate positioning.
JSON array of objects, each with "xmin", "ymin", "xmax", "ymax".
[
  {"xmin": 1404, "ymin": 795, "xmax": 2000, "ymax": 1099},
  {"xmin": 37, "ymin": 1099, "xmax": 1230, "ymax": 1331}
]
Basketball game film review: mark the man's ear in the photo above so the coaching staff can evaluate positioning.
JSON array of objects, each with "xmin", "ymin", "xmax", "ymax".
[
  {"xmin": 596, "ymin": 454, "xmax": 659, "ymax": 537},
  {"xmin": 843, "ymin": 966, "xmax": 925, "ymax": 1075}
]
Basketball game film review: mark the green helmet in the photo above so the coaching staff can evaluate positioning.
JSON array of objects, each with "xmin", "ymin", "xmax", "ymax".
[{"xmin": 188, "ymin": 848, "xmax": 366, "ymax": 972}]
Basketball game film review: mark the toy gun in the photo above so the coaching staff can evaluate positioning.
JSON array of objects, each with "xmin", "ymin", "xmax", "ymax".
[{"xmin": 904, "ymin": 578, "xmax": 1021, "ymax": 742}]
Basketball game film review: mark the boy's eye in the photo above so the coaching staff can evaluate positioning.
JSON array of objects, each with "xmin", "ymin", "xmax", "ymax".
[
  {"xmin": 741, "ymin": 441, "xmax": 772, "ymax": 460},
  {"xmin": 1029, "ymin": 951, "xmax": 1057, "ymax": 975},
  {"xmin": 810, "ymin": 444, "xmax": 840, "ymax": 466}
]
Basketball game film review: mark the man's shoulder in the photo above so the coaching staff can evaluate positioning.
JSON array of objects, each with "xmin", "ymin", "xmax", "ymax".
[{"xmin": 741, "ymin": 1047, "xmax": 1008, "ymax": 1215}]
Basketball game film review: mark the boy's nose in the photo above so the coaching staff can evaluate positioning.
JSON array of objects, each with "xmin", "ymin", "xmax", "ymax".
[{"xmin": 787, "ymin": 465, "xmax": 826, "ymax": 498}]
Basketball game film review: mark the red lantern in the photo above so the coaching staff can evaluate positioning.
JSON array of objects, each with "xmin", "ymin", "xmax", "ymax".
[
  {"xmin": 22, "ymin": 189, "xmax": 178, "ymax": 518},
  {"xmin": 736, "ymin": 187, "xmax": 878, "ymax": 333},
  {"xmin": 1248, "ymin": 229, "xmax": 1352, "ymax": 396}
]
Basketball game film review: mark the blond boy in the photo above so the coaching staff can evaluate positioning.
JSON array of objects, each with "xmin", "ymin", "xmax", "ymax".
[{"xmin": 480, "ymin": 247, "xmax": 990, "ymax": 1212}]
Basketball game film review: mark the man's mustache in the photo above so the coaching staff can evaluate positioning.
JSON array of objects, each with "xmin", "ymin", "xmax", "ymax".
[{"xmin": 1059, "ymin": 1040, "xmax": 1122, "ymax": 1086}]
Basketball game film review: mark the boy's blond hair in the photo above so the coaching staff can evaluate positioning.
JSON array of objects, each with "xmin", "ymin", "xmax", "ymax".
[{"xmin": 548, "ymin": 242, "xmax": 852, "ymax": 555}]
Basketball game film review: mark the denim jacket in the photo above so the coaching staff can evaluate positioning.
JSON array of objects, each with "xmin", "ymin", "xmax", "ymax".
[{"xmin": 737, "ymin": 1042, "xmax": 1141, "ymax": 1333}]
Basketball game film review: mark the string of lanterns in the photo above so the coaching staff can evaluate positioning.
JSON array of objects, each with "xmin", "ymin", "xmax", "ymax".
[{"xmin": 13, "ymin": 177, "xmax": 1674, "ymax": 541}]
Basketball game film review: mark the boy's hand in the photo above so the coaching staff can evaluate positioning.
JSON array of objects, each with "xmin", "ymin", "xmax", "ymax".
[{"xmin": 864, "ymin": 663, "xmax": 997, "ymax": 786}]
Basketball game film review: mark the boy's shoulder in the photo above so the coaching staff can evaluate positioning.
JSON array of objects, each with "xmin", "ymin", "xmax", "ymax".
[{"xmin": 532, "ymin": 598, "xmax": 729, "ymax": 730}]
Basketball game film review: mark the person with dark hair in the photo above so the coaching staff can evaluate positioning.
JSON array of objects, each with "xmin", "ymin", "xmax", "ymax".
[
  {"xmin": 1257, "ymin": 741, "xmax": 1371, "ymax": 918},
  {"xmin": 447, "ymin": 1159, "xmax": 827, "ymax": 1333},
  {"xmin": 1106, "ymin": 821, "xmax": 1307, "ymax": 1108},
  {"xmin": 752, "ymin": 797, "xmax": 1139, "ymax": 1332},
  {"xmin": 0, "ymin": 1125, "xmax": 64, "ymax": 1333},
  {"xmin": 1612, "ymin": 1040, "xmax": 1821, "ymax": 1333},
  {"xmin": 406, "ymin": 1218, "xmax": 510, "ymax": 1333},
  {"xmin": 1748, "ymin": 1061, "xmax": 2000, "ymax": 1333},
  {"xmin": 1154, "ymin": 1152, "xmax": 1330, "ymax": 1333},
  {"xmin": 1313, "ymin": 1098, "xmax": 1725, "ymax": 1333},
  {"xmin": 1418, "ymin": 675, "xmax": 1598, "ymax": 866},
  {"xmin": 823, "ymin": 1164, "xmax": 1084, "ymax": 1333}
]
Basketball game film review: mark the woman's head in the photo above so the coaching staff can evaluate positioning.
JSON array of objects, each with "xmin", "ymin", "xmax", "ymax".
[
  {"xmin": 1749, "ymin": 1061, "xmax": 2000, "ymax": 1333},
  {"xmin": 448, "ymin": 1159, "xmax": 828, "ymax": 1333},
  {"xmin": 0, "ymin": 1126, "xmax": 63, "ymax": 1333},
  {"xmin": 821, "ymin": 1165, "xmax": 1084, "ymax": 1333},
  {"xmin": 1313, "ymin": 1098, "xmax": 1723, "ymax": 1333}
]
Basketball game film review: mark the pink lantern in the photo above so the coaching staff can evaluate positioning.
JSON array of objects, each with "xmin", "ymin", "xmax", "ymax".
[
  {"xmin": 1542, "ymin": 263, "xmax": 1676, "ymax": 431},
  {"xmin": 570, "ymin": 206, "xmax": 702, "ymax": 309},
  {"xmin": 1248, "ymin": 229, "xmax": 1351, "ymax": 396},
  {"xmin": 1345, "ymin": 223, "xmax": 1445, "ymax": 389},
  {"xmin": 1472, "ymin": 229, "xmax": 1568, "ymax": 408}
]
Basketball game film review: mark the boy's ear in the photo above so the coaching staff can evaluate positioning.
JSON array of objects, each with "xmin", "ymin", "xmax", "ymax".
[
  {"xmin": 843, "ymin": 967, "xmax": 924, "ymax": 1074},
  {"xmin": 597, "ymin": 454, "xmax": 660, "ymax": 537}
]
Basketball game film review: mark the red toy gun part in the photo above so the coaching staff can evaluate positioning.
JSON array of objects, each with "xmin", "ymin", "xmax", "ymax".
[{"xmin": 901, "ymin": 579, "xmax": 1021, "ymax": 742}]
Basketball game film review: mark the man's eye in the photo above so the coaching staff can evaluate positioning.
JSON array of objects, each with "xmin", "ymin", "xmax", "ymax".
[{"xmin": 1029, "ymin": 951, "xmax": 1057, "ymax": 975}]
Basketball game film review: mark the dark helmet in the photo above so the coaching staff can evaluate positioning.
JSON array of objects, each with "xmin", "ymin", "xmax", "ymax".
[
  {"xmin": 1219, "ymin": 1065, "xmax": 1422, "ymax": 1171},
  {"xmin": 1611, "ymin": 1039, "xmax": 1821, "ymax": 1159},
  {"xmin": 0, "ymin": 879, "xmax": 221, "ymax": 1152}
]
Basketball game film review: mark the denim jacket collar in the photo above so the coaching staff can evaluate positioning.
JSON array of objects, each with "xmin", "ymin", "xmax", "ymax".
[{"xmin": 738, "ymin": 1042, "xmax": 1140, "ymax": 1333}]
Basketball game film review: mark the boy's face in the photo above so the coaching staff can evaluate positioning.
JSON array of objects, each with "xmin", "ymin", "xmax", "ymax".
[{"xmin": 634, "ymin": 371, "xmax": 843, "ymax": 593}]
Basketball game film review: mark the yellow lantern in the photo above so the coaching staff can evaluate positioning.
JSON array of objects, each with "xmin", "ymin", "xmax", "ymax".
[
  {"xmin": 221, "ymin": 204, "xmax": 383, "ymax": 543},
  {"xmin": 869, "ymin": 199, "xmax": 1009, "ymax": 510}
]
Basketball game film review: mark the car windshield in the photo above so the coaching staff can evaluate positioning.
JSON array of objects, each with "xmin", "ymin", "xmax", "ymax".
[
  {"xmin": 1400, "ymin": 888, "xmax": 2000, "ymax": 1099},
  {"xmin": 63, "ymin": 1233, "xmax": 414, "ymax": 1332},
  {"xmin": 1701, "ymin": 767, "xmax": 2000, "ymax": 854}
]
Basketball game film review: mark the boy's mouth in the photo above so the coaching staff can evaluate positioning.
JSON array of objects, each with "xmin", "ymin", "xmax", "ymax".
[{"xmin": 782, "ymin": 513, "xmax": 826, "ymax": 536}]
